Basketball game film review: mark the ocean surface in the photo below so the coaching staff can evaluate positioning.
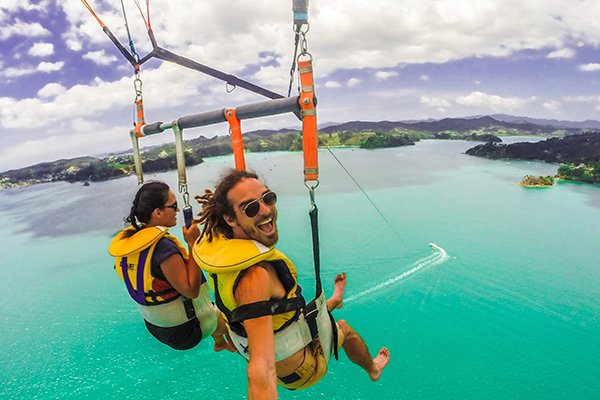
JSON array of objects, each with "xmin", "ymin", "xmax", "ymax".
[{"xmin": 1, "ymin": 139, "xmax": 599, "ymax": 399}]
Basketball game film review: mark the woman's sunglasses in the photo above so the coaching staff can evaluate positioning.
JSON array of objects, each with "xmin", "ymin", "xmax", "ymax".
[
  {"xmin": 163, "ymin": 201, "xmax": 178, "ymax": 211},
  {"xmin": 242, "ymin": 191, "xmax": 277, "ymax": 218}
]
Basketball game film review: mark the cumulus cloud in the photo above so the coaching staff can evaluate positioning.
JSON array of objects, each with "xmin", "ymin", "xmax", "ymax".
[
  {"xmin": 28, "ymin": 42, "xmax": 55, "ymax": 57},
  {"xmin": 547, "ymin": 48, "xmax": 575, "ymax": 59},
  {"xmin": 37, "ymin": 61, "xmax": 65, "ymax": 73},
  {"xmin": 420, "ymin": 96, "xmax": 451, "ymax": 113},
  {"xmin": 456, "ymin": 91, "xmax": 526, "ymax": 111},
  {"xmin": 578, "ymin": 63, "xmax": 600, "ymax": 72},
  {"xmin": 420, "ymin": 75, "xmax": 430, "ymax": 81},
  {"xmin": 375, "ymin": 71, "xmax": 399, "ymax": 81},
  {"xmin": 0, "ymin": 76, "xmax": 131, "ymax": 130},
  {"xmin": 347, "ymin": 77, "xmax": 362, "ymax": 87},
  {"xmin": 324, "ymin": 80, "xmax": 342, "ymax": 88},
  {"xmin": 1, "ymin": 1, "xmax": 50, "ymax": 13},
  {"xmin": 0, "ymin": 18, "xmax": 50, "ymax": 40},
  {"xmin": 0, "ymin": 66, "xmax": 37, "ymax": 78},
  {"xmin": 82, "ymin": 50, "xmax": 119, "ymax": 66},
  {"xmin": 542, "ymin": 100, "xmax": 561, "ymax": 112},
  {"xmin": 37, "ymin": 83, "xmax": 67, "ymax": 99}
]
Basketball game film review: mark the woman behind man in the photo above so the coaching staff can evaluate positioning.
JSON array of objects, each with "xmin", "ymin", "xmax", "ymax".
[{"xmin": 109, "ymin": 181, "xmax": 232, "ymax": 351}]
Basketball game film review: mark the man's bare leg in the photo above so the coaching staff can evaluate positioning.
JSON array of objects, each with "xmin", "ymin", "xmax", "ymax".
[
  {"xmin": 338, "ymin": 320, "xmax": 390, "ymax": 381},
  {"xmin": 326, "ymin": 272, "xmax": 347, "ymax": 311}
]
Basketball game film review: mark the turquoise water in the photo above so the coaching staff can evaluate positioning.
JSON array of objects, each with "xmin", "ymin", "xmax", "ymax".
[{"xmin": 1, "ymin": 139, "xmax": 599, "ymax": 399}]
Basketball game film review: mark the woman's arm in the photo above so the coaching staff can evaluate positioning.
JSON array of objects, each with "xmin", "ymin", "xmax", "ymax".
[{"xmin": 161, "ymin": 223, "xmax": 201, "ymax": 298}]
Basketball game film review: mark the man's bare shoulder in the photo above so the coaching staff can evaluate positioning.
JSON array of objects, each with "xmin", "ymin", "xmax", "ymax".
[{"xmin": 235, "ymin": 263, "xmax": 273, "ymax": 304}]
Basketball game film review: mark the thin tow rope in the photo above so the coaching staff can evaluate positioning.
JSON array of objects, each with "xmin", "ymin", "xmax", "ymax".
[{"xmin": 322, "ymin": 143, "xmax": 398, "ymax": 235}]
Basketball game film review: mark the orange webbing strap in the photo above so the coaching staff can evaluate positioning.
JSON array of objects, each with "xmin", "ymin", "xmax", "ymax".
[
  {"xmin": 80, "ymin": 0, "xmax": 106, "ymax": 28},
  {"xmin": 298, "ymin": 59, "xmax": 318, "ymax": 182},
  {"xmin": 133, "ymin": 74, "xmax": 145, "ymax": 138},
  {"xmin": 133, "ymin": 98, "xmax": 146, "ymax": 138},
  {"xmin": 225, "ymin": 109, "xmax": 246, "ymax": 171}
]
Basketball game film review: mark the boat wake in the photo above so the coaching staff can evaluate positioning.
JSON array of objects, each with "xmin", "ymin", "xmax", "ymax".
[{"xmin": 345, "ymin": 243, "xmax": 449, "ymax": 304}]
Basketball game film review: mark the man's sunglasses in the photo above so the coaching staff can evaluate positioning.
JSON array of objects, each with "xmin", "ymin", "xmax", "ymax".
[
  {"xmin": 164, "ymin": 201, "xmax": 178, "ymax": 210},
  {"xmin": 242, "ymin": 191, "xmax": 277, "ymax": 218}
]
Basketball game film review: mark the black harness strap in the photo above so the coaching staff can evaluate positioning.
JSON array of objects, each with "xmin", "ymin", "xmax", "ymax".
[
  {"xmin": 230, "ymin": 297, "xmax": 305, "ymax": 324},
  {"xmin": 308, "ymin": 201, "xmax": 322, "ymax": 297},
  {"xmin": 182, "ymin": 297, "xmax": 196, "ymax": 320}
]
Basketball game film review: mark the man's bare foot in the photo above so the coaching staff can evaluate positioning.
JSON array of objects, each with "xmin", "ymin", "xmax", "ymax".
[
  {"xmin": 369, "ymin": 347, "xmax": 391, "ymax": 381},
  {"xmin": 326, "ymin": 272, "xmax": 347, "ymax": 311},
  {"xmin": 213, "ymin": 335, "xmax": 237, "ymax": 353}
]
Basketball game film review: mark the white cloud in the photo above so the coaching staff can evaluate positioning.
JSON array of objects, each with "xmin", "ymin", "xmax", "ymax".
[
  {"xmin": 324, "ymin": 80, "xmax": 341, "ymax": 88},
  {"xmin": 37, "ymin": 61, "xmax": 65, "ymax": 73},
  {"xmin": 420, "ymin": 75, "xmax": 429, "ymax": 81},
  {"xmin": 61, "ymin": 0, "xmax": 600, "ymax": 79},
  {"xmin": 547, "ymin": 48, "xmax": 575, "ymax": 59},
  {"xmin": 375, "ymin": 71, "xmax": 399, "ymax": 81},
  {"xmin": 82, "ymin": 50, "xmax": 119, "ymax": 66},
  {"xmin": 456, "ymin": 91, "xmax": 526, "ymax": 111},
  {"xmin": 0, "ymin": 1, "xmax": 50, "ymax": 13},
  {"xmin": 0, "ymin": 76, "xmax": 131, "ymax": 130},
  {"xmin": 0, "ymin": 66, "xmax": 37, "ymax": 78},
  {"xmin": 0, "ymin": 18, "xmax": 50, "ymax": 40},
  {"xmin": 420, "ymin": 96, "xmax": 451, "ymax": 113},
  {"xmin": 578, "ymin": 63, "xmax": 600, "ymax": 72},
  {"xmin": 542, "ymin": 100, "xmax": 561, "ymax": 112},
  {"xmin": 28, "ymin": 42, "xmax": 55, "ymax": 57},
  {"xmin": 38, "ymin": 83, "xmax": 67, "ymax": 99},
  {"xmin": 564, "ymin": 95, "xmax": 600, "ymax": 104},
  {"xmin": 347, "ymin": 77, "xmax": 362, "ymax": 87},
  {"xmin": 421, "ymin": 96, "xmax": 451, "ymax": 107}
]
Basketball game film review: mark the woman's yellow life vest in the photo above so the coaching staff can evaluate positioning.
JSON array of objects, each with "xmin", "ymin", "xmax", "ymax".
[
  {"xmin": 108, "ymin": 226, "xmax": 217, "ymax": 335},
  {"xmin": 193, "ymin": 233, "xmax": 336, "ymax": 363},
  {"xmin": 109, "ymin": 226, "xmax": 182, "ymax": 305}
]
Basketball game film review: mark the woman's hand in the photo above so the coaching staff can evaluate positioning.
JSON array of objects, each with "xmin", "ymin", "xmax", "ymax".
[{"xmin": 183, "ymin": 222, "xmax": 200, "ymax": 247}]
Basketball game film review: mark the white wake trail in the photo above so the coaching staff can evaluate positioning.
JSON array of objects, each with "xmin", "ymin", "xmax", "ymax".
[{"xmin": 345, "ymin": 244, "xmax": 449, "ymax": 304}]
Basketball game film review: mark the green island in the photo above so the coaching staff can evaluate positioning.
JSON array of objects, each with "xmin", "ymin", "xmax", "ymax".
[
  {"xmin": 557, "ymin": 163, "xmax": 600, "ymax": 184},
  {"xmin": 466, "ymin": 131, "xmax": 600, "ymax": 186},
  {"xmin": 1, "ymin": 115, "xmax": 595, "ymax": 189},
  {"xmin": 519, "ymin": 175, "xmax": 555, "ymax": 187}
]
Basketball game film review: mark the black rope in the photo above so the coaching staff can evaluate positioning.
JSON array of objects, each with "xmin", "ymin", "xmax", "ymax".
[
  {"xmin": 322, "ymin": 143, "xmax": 398, "ymax": 235},
  {"xmin": 287, "ymin": 27, "xmax": 302, "ymax": 97}
]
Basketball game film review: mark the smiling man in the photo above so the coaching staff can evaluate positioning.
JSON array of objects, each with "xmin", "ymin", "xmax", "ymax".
[{"xmin": 193, "ymin": 169, "xmax": 390, "ymax": 399}]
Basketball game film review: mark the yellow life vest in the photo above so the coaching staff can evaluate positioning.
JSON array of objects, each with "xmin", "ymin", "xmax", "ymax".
[
  {"xmin": 109, "ymin": 226, "xmax": 181, "ymax": 305},
  {"xmin": 193, "ymin": 233, "xmax": 302, "ymax": 331},
  {"xmin": 108, "ymin": 226, "xmax": 217, "ymax": 335},
  {"xmin": 193, "ymin": 234, "xmax": 336, "ymax": 363}
]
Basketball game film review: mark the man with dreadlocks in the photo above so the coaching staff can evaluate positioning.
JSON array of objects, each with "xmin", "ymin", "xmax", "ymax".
[{"xmin": 193, "ymin": 169, "xmax": 390, "ymax": 399}]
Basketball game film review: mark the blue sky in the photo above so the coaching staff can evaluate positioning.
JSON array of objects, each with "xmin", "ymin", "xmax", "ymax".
[{"xmin": 2, "ymin": 0, "xmax": 600, "ymax": 171}]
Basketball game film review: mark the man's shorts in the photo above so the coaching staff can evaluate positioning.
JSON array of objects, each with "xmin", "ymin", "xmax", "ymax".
[{"xmin": 277, "ymin": 324, "xmax": 345, "ymax": 390}]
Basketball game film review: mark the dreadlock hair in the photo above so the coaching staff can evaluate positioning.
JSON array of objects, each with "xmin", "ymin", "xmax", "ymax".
[
  {"xmin": 195, "ymin": 169, "xmax": 259, "ymax": 242},
  {"xmin": 123, "ymin": 181, "xmax": 170, "ymax": 238}
]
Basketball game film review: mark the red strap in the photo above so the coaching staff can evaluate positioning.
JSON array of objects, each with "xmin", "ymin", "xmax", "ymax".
[{"xmin": 225, "ymin": 109, "xmax": 246, "ymax": 171}]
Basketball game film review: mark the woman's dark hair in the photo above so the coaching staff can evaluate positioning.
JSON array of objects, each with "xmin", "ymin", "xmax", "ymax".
[
  {"xmin": 123, "ymin": 181, "xmax": 170, "ymax": 236},
  {"xmin": 195, "ymin": 169, "xmax": 259, "ymax": 242}
]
